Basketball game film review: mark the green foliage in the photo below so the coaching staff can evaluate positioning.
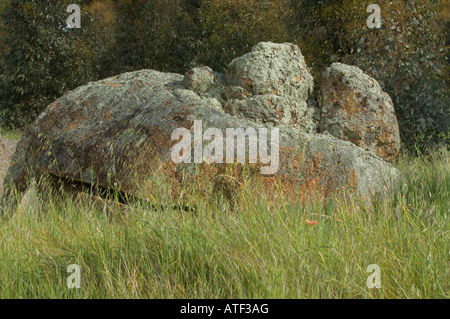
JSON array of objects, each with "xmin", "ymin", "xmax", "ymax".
[
  {"xmin": 104, "ymin": 0, "xmax": 199, "ymax": 76},
  {"xmin": 0, "ymin": 0, "xmax": 99, "ymax": 129},
  {"xmin": 194, "ymin": 0, "xmax": 291, "ymax": 72},
  {"xmin": 106, "ymin": 0, "xmax": 292, "ymax": 75},
  {"xmin": 289, "ymin": 0, "xmax": 449, "ymax": 150},
  {"xmin": 288, "ymin": 0, "xmax": 356, "ymax": 76},
  {"xmin": 0, "ymin": 0, "xmax": 447, "ymax": 148},
  {"xmin": 342, "ymin": 0, "xmax": 449, "ymax": 150}
]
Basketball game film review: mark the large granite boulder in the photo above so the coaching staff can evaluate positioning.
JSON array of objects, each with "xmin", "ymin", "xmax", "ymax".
[
  {"xmin": 0, "ymin": 44, "xmax": 402, "ymax": 216},
  {"xmin": 319, "ymin": 63, "xmax": 401, "ymax": 161}
]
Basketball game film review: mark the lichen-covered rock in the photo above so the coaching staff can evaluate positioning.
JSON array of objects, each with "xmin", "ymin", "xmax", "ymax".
[
  {"xmin": 181, "ymin": 43, "xmax": 319, "ymax": 132},
  {"xmin": 0, "ymin": 137, "xmax": 18, "ymax": 196},
  {"xmin": 219, "ymin": 42, "xmax": 317, "ymax": 131},
  {"xmin": 0, "ymin": 67, "xmax": 401, "ymax": 216},
  {"xmin": 223, "ymin": 86, "xmax": 253, "ymax": 100},
  {"xmin": 183, "ymin": 66, "xmax": 226, "ymax": 96},
  {"xmin": 227, "ymin": 42, "xmax": 314, "ymax": 99},
  {"xmin": 319, "ymin": 63, "xmax": 401, "ymax": 161},
  {"xmin": 224, "ymin": 95, "xmax": 319, "ymax": 132}
]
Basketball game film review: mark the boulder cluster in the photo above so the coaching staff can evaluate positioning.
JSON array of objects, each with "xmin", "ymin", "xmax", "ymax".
[
  {"xmin": 184, "ymin": 42, "xmax": 400, "ymax": 161},
  {"xmin": 1, "ymin": 42, "xmax": 402, "ymax": 214}
]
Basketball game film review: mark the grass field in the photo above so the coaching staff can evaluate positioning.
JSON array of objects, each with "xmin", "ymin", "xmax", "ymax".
[{"xmin": 0, "ymin": 138, "xmax": 448, "ymax": 298}]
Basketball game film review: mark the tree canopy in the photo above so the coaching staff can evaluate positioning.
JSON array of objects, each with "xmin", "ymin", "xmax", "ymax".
[{"xmin": 0, "ymin": 0, "xmax": 448, "ymax": 150}]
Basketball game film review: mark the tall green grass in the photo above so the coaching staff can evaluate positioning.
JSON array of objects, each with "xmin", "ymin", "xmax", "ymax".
[
  {"xmin": 0, "ymin": 147, "xmax": 448, "ymax": 298},
  {"xmin": 0, "ymin": 126, "xmax": 23, "ymax": 141}
]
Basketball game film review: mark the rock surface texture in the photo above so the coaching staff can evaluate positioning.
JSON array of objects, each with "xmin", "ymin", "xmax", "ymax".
[
  {"xmin": 224, "ymin": 42, "xmax": 319, "ymax": 132},
  {"xmin": 319, "ymin": 63, "xmax": 401, "ymax": 161},
  {"xmin": 0, "ymin": 42, "xmax": 402, "ymax": 215},
  {"xmin": 0, "ymin": 137, "xmax": 18, "ymax": 196}
]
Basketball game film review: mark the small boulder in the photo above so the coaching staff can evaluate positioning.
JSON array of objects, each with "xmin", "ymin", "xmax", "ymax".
[
  {"xmin": 319, "ymin": 63, "xmax": 401, "ymax": 161},
  {"xmin": 183, "ymin": 66, "xmax": 226, "ymax": 96},
  {"xmin": 227, "ymin": 42, "xmax": 314, "ymax": 99}
]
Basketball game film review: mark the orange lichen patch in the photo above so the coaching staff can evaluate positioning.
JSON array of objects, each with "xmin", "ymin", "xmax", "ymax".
[
  {"xmin": 242, "ymin": 77, "xmax": 254, "ymax": 91},
  {"xmin": 48, "ymin": 99, "xmax": 61, "ymax": 109},
  {"xmin": 322, "ymin": 72, "xmax": 400, "ymax": 162},
  {"xmin": 101, "ymin": 77, "xmax": 119, "ymax": 85},
  {"xmin": 349, "ymin": 168, "xmax": 358, "ymax": 188},
  {"xmin": 104, "ymin": 110, "xmax": 113, "ymax": 120},
  {"xmin": 278, "ymin": 146, "xmax": 303, "ymax": 173},
  {"xmin": 65, "ymin": 121, "xmax": 80, "ymax": 132},
  {"xmin": 80, "ymin": 130, "xmax": 98, "ymax": 142},
  {"xmin": 375, "ymin": 134, "xmax": 399, "ymax": 162},
  {"xmin": 307, "ymin": 152, "xmax": 323, "ymax": 174},
  {"xmin": 298, "ymin": 173, "xmax": 327, "ymax": 198},
  {"xmin": 365, "ymin": 115, "xmax": 400, "ymax": 161},
  {"xmin": 224, "ymin": 87, "xmax": 253, "ymax": 100},
  {"xmin": 164, "ymin": 149, "xmax": 307, "ymax": 206},
  {"xmin": 80, "ymin": 98, "xmax": 97, "ymax": 109},
  {"xmin": 343, "ymin": 125, "xmax": 363, "ymax": 146},
  {"xmin": 146, "ymin": 126, "xmax": 174, "ymax": 153},
  {"xmin": 36, "ymin": 105, "xmax": 68, "ymax": 134},
  {"xmin": 302, "ymin": 64, "xmax": 310, "ymax": 74},
  {"xmin": 199, "ymin": 158, "xmax": 302, "ymax": 203},
  {"xmin": 238, "ymin": 89, "xmax": 252, "ymax": 99},
  {"xmin": 274, "ymin": 147, "xmax": 334, "ymax": 200},
  {"xmin": 257, "ymin": 174, "xmax": 300, "ymax": 202},
  {"xmin": 321, "ymin": 74, "xmax": 363, "ymax": 120},
  {"xmin": 336, "ymin": 90, "xmax": 360, "ymax": 119},
  {"xmin": 271, "ymin": 104, "xmax": 285, "ymax": 120},
  {"xmin": 294, "ymin": 74, "xmax": 302, "ymax": 83},
  {"xmin": 297, "ymin": 152, "xmax": 337, "ymax": 199},
  {"xmin": 111, "ymin": 83, "xmax": 124, "ymax": 88}
]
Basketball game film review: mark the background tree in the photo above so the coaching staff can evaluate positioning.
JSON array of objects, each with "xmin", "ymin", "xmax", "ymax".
[
  {"xmin": 85, "ymin": 0, "xmax": 117, "ymax": 79},
  {"xmin": 104, "ymin": 0, "xmax": 199, "ymax": 76},
  {"xmin": 289, "ymin": 0, "xmax": 449, "ymax": 150},
  {"xmin": 0, "ymin": 0, "xmax": 447, "ymax": 151},
  {"xmin": 0, "ymin": 0, "xmax": 100, "ymax": 129},
  {"xmin": 339, "ymin": 0, "xmax": 449, "ymax": 149},
  {"xmin": 194, "ymin": 0, "xmax": 291, "ymax": 72}
]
